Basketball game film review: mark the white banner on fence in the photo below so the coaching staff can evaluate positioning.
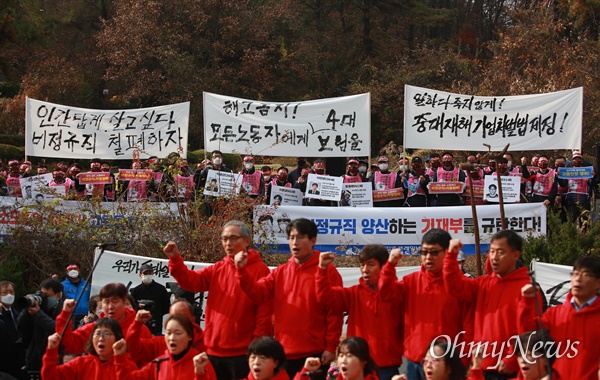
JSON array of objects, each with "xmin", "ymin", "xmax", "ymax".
[
  {"xmin": 254, "ymin": 203, "xmax": 546, "ymax": 254},
  {"xmin": 91, "ymin": 249, "xmax": 420, "ymax": 297},
  {"xmin": 25, "ymin": 98, "xmax": 190, "ymax": 159},
  {"xmin": 483, "ymin": 175, "xmax": 521, "ymax": 203},
  {"xmin": 270, "ymin": 185, "xmax": 303, "ymax": 206},
  {"xmin": 305, "ymin": 174, "xmax": 344, "ymax": 201},
  {"xmin": 404, "ymin": 86, "xmax": 582, "ymax": 151},
  {"xmin": 203, "ymin": 92, "xmax": 371, "ymax": 157},
  {"xmin": 340, "ymin": 182, "xmax": 373, "ymax": 207}
]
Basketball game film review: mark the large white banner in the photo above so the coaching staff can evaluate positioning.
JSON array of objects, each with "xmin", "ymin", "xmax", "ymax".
[
  {"xmin": 26, "ymin": 98, "xmax": 190, "ymax": 159},
  {"xmin": 203, "ymin": 92, "xmax": 371, "ymax": 157},
  {"xmin": 254, "ymin": 203, "xmax": 546, "ymax": 255},
  {"xmin": 404, "ymin": 86, "xmax": 582, "ymax": 151}
]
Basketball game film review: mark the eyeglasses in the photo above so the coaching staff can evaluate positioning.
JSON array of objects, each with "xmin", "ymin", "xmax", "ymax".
[
  {"xmin": 221, "ymin": 235, "xmax": 243, "ymax": 243},
  {"xmin": 421, "ymin": 357, "xmax": 444, "ymax": 366},
  {"xmin": 570, "ymin": 271, "xmax": 596, "ymax": 280},
  {"xmin": 420, "ymin": 249, "xmax": 443, "ymax": 256},
  {"xmin": 93, "ymin": 331, "xmax": 114, "ymax": 339}
]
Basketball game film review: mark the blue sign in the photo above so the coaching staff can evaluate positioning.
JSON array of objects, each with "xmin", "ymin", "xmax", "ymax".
[{"xmin": 558, "ymin": 167, "xmax": 593, "ymax": 179}]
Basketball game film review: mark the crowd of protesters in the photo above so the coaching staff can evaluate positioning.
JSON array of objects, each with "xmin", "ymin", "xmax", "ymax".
[{"xmin": 1, "ymin": 217, "xmax": 599, "ymax": 380}]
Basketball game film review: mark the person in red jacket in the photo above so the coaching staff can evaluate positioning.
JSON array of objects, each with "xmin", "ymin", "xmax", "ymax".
[
  {"xmin": 519, "ymin": 256, "xmax": 600, "ymax": 379},
  {"xmin": 294, "ymin": 337, "xmax": 378, "ymax": 380},
  {"xmin": 379, "ymin": 229, "xmax": 473, "ymax": 380},
  {"xmin": 316, "ymin": 245, "xmax": 403, "ymax": 380},
  {"xmin": 114, "ymin": 314, "xmax": 212, "ymax": 380},
  {"xmin": 235, "ymin": 218, "xmax": 344, "ymax": 380},
  {"xmin": 164, "ymin": 220, "xmax": 273, "ymax": 380},
  {"xmin": 42, "ymin": 318, "xmax": 137, "ymax": 380},
  {"xmin": 56, "ymin": 283, "xmax": 152, "ymax": 362},
  {"xmin": 126, "ymin": 300, "xmax": 206, "ymax": 366},
  {"xmin": 443, "ymin": 230, "xmax": 532, "ymax": 379}
]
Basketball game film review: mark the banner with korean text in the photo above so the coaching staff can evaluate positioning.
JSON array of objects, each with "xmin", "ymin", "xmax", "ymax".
[
  {"xmin": 254, "ymin": 203, "xmax": 546, "ymax": 255},
  {"xmin": 404, "ymin": 86, "xmax": 582, "ymax": 151},
  {"xmin": 203, "ymin": 92, "xmax": 370, "ymax": 157},
  {"xmin": 26, "ymin": 98, "xmax": 189, "ymax": 159}
]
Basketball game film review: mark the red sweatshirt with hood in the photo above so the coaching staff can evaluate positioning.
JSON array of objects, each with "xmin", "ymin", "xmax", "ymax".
[
  {"xmin": 315, "ymin": 266, "xmax": 404, "ymax": 367},
  {"xmin": 169, "ymin": 250, "xmax": 272, "ymax": 357},
  {"xmin": 379, "ymin": 261, "xmax": 473, "ymax": 364},
  {"xmin": 42, "ymin": 347, "xmax": 137, "ymax": 380},
  {"xmin": 115, "ymin": 347, "xmax": 211, "ymax": 380},
  {"xmin": 236, "ymin": 250, "xmax": 344, "ymax": 359},
  {"xmin": 56, "ymin": 307, "xmax": 152, "ymax": 359},
  {"xmin": 443, "ymin": 249, "xmax": 531, "ymax": 372},
  {"xmin": 518, "ymin": 292, "xmax": 600, "ymax": 379},
  {"xmin": 126, "ymin": 318, "xmax": 206, "ymax": 367}
]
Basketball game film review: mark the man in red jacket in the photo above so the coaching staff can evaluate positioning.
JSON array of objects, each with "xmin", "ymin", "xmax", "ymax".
[
  {"xmin": 56, "ymin": 283, "xmax": 152, "ymax": 363},
  {"xmin": 164, "ymin": 220, "xmax": 273, "ymax": 380},
  {"xmin": 443, "ymin": 230, "xmax": 531, "ymax": 380},
  {"xmin": 316, "ymin": 245, "xmax": 404, "ymax": 380},
  {"xmin": 519, "ymin": 256, "xmax": 600, "ymax": 379},
  {"xmin": 234, "ymin": 218, "xmax": 344, "ymax": 380},
  {"xmin": 379, "ymin": 228, "xmax": 473, "ymax": 380}
]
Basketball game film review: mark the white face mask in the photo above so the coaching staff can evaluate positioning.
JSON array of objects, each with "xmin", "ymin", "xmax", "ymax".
[
  {"xmin": 507, "ymin": 160, "xmax": 512, "ymax": 168},
  {"xmin": 358, "ymin": 166, "xmax": 367, "ymax": 173},
  {"xmin": 96, "ymin": 309, "xmax": 103, "ymax": 316},
  {"xmin": 213, "ymin": 157, "xmax": 222, "ymax": 165},
  {"xmin": 141, "ymin": 275, "xmax": 153, "ymax": 285},
  {"xmin": 379, "ymin": 164, "xmax": 388, "ymax": 171},
  {"xmin": 68, "ymin": 270, "xmax": 79, "ymax": 278},
  {"xmin": 1, "ymin": 294, "xmax": 15, "ymax": 306},
  {"xmin": 398, "ymin": 165, "xmax": 407, "ymax": 172},
  {"xmin": 263, "ymin": 175, "xmax": 271, "ymax": 181},
  {"xmin": 245, "ymin": 163, "xmax": 254, "ymax": 170}
]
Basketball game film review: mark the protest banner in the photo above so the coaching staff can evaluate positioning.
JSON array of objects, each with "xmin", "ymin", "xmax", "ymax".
[
  {"xmin": 557, "ymin": 167, "xmax": 593, "ymax": 179},
  {"xmin": 404, "ymin": 85, "xmax": 582, "ymax": 151},
  {"xmin": 304, "ymin": 173, "xmax": 344, "ymax": 201},
  {"xmin": 203, "ymin": 92, "xmax": 370, "ymax": 157},
  {"xmin": 427, "ymin": 182, "xmax": 465, "ymax": 194},
  {"xmin": 340, "ymin": 182, "xmax": 373, "ymax": 207},
  {"xmin": 253, "ymin": 203, "xmax": 546, "ymax": 254},
  {"xmin": 483, "ymin": 175, "xmax": 521, "ymax": 203},
  {"xmin": 270, "ymin": 185, "xmax": 303, "ymax": 206},
  {"xmin": 118, "ymin": 169, "xmax": 154, "ymax": 181},
  {"xmin": 25, "ymin": 98, "xmax": 189, "ymax": 159},
  {"xmin": 372, "ymin": 188, "xmax": 404, "ymax": 202},
  {"xmin": 78, "ymin": 172, "xmax": 112, "ymax": 185},
  {"xmin": 202, "ymin": 169, "xmax": 243, "ymax": 197}
]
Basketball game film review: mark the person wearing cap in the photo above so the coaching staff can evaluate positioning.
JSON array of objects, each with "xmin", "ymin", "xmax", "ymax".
[
  {"xmin": 129, "ymin": 263, "xmax": 170, "ymax": 336},
  {"xmin": 239, "ymin": 155, "xmax": 265, "ymax": 199},
  {"xmin": 357, "ymin": 159, "xmax": 369, "ymax": 181},
  {"xmin": 432, "ymin": 152, "xmax": 467, "ymax": 207},
  {"xmin": 197, "ymin": 150, "xmax": 233, "ymax": 216},
  {"xmin": 343, "ymin": 158, "xmax": 363, "ymax": 183},
  {"xmin": 261, "ymin": 166, "xmax": 274, "ymax": 194},
  {"xmin": 267, "ymin": 167, "xmax": 292, "ymax": 205},
  {"xmin": 527, "ymin": 154, "xmax": 558, "ymax": 206},
  {"xmin": 287, "ymin": 157, "xmax": 310, "ymax": 185},
  {"xmin": 370, "ymin": 156, "xmax": 403, "ymax": 207},
  {"xmin": 456, "ymin": 251, "xmax": 474, "ymax": 278},
  {"xmin": 304, "ymin": 159, "xmax": 334, "ymax": 206},
  {"xmin": 558, "ymin": 151, "xmax": 598, "ymax": 221},
  {"xmin": 61, "ymin": 261, "xmax": 91, "ymax": 328},
  {"xmin": 37, "ymin": 163, "xmax": 48, "ymax": 175},
  {"xmin": 400, "ymin": 156, "xmax": 429, "ymax": 207},
  {"xmin": 6, "ymin": 159, "xmax": 23, "ymax": 197}
]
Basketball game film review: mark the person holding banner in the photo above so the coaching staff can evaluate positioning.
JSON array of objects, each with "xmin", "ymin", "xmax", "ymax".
[
  {"xmin": 164, "ymin": 221, "xmax": 272, "ymax": 380},
  {"xmin": 559, "ymin": 152, "xmax": 597, "ymax": 221},
  {"xmin": 342, "ymin": 158, "xmax": 364, "ymax": 183},
  {"xmin": 197, "ymin": 151, "xmax": 233, "ymax": 216},
  {"xmin": 49, "ymin": 167, "xmax": 75, "ymax": 196},
  {"xmin": 432, "ymin": 152, "xmax": 466, "ymax": 207},
  {"xmin": 287, "ymin": 157, "xmax": 310, "ymax": 186},
  {"xmin": 266, "ymin": 167, "xmax": 291, "ymax": 205},
  {"xmin": 379, "ymin": 229, "xmax": 473, "ymax": 380},
  {"xmin": 239, "ymin": 156, "xmax": 265, "ymax": 199},
  {"xmin": 261, "ymin": 166, "xmax": 275, "ymax": 194},
  {"xmin": 316, "ymin": 245, "xmax": 404, "ymax": 380},
  {"xmin": 370, "ymin": 156, "xmax": 403, "ymax": 207},
  {"xmin": 519, "ymin": 256, "xmax": 600, "ymax": 379},
  {"xmin": 303, "ymin": 160, "xmax": 334, "ymax": 207},
  {"xmin": 6, "ymin": 159, "xmax": 23, "ymax": 197},
  {"xmin": 527, "ymin": 155, "xmax": 557, "ymax": 206},
  {"xmin": 443, "ymin": 231, "xmax": 533, "ymax": 379},
  {"xmin": 234, "ymin": 218, "xmax": 343, "ymax": 380},
  {"xmin": 401, "ymin": 156, "xmax": 429, "ymax": 207}
]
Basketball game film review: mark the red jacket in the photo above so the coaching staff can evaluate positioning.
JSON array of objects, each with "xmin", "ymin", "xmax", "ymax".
[
  {"xmin": 42, "ymin": 346, "xmax": 137, "ymax": 380},
  {"xmin": 115, "ymin": 347, "xmax": 212, "ymax": 380},
  {"xmin": 379, "ymin": 261, "xmax": 473, "ymax": 363},
  {"xmin": 443, "ymin": 249, "xmax": 531, "ymax": 372},
  {"xmin": 237, "ymin": 250, "xmax": 344, "ymax": 359},
  {"xmin": 169, "ymin": 250, "xmax": 272, "ymax": 356},
  {"xmin": 519, "ymin": 292, "xmax": 600, "ymax": 379},
  {"xmin": 315, "ymin": 266, "xmax": 404, "ymax": 367},
  {"xmin": 126, "ymin": 319, "xmax": 206, "ymax": 367},
  {"xmin": 56, "ymin": 307, "xmax": 152, "ymax": 361}
]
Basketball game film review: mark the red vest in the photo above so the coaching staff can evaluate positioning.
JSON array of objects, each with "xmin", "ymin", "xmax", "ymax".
[
  {"xmin": 343, "ymin": 174, "xmax": 363, "ymax": 183},
  {"xmin": 6, "ymin": 176, "xmax": 22, "ymax": 197},
  {"xmin": 532, "ymin": 169, "xmax": 555, "ymax": 196},
  {"xmin": 128, "ymin": 180, "xmax": 148, "ymax": 201},
  {"xmin": 175, "ymin": 174, "xmax": 195, "ymax": 198},
  {"xmin": 49, "ymin": 178, "xmax": 74, "ymax": 195},
  {"xmin": 241, "ymin": 170, "xmax": 262, "ymax": 195},
  {"xmin": 406, "ymin": 173, "xmax": 426, "ymax": 197},
  {"xmin": 567, "ymin": 178, "xmax": 588, "ymax": 194},
  {"xmin": 436, "ymin": 167, "xmax": 460, "ymax": 182},
  {"xmin": 374, "ymin": 171, "xmax": 397, "ymax": 190},
  {"xmin": 270, "ymin": 179, "xmax": 291, "ymax": 188}
]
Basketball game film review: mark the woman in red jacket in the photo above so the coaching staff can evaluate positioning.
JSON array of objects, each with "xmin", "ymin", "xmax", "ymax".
[
  {"xmin": 114, "ymin": 313, "xmax": 210, "ymax": 380},
  {"xmin": 41, "ymin": 318, "xmax": 137, "ymax": 380},
  {"xmin": 295, "ymin": 337, "xmax": 378, "ymax": 380}
]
